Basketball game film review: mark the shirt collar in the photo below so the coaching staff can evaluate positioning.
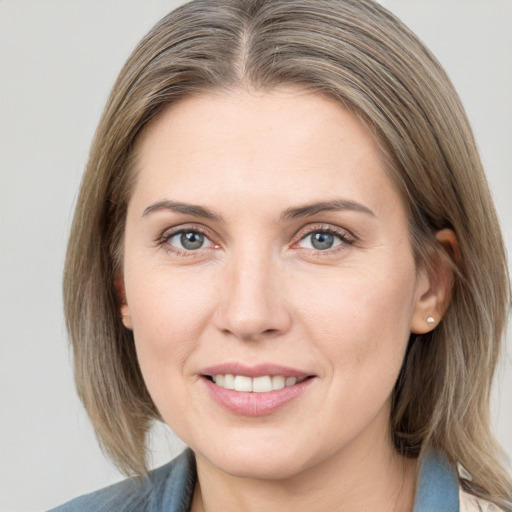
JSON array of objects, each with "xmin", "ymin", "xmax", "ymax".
[
  {"xmin": 413, "ymin": 451, "xmax": 460, "ymax": 512},
  {"xmin": 176, "ymin": 449, "xmax": 460, "ymax": 512}
]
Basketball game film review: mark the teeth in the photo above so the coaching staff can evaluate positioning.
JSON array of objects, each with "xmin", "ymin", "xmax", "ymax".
[
  {"xmin": 224, "ymin": 374, "xmax": 235, "ymax": 389},
  {"xmin": 285, "ymin": 377, "xmax": 297, "ymax": 387},
  {"xmin": 272, "ymin": 375, "xmax": 285, "ymax": 390},
  {"xmin": 212, "ymin": 374, "xmax": 305, "ymax": 392},
  {"xmin": 234, "ymin": 375, "xmax": 252, "ymax": 392},
  {"xmin": 253, "ymin": 376, "xmax": 272, "ymax": 393}
]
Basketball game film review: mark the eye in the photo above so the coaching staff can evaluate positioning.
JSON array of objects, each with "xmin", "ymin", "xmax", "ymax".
[
  {"xmin": 297, "ymin": 229, "xmax": 352, "ymax": 251},
  {"xmin": 163, "ymin": 229, "xmax": 215, "ymax": 252}
]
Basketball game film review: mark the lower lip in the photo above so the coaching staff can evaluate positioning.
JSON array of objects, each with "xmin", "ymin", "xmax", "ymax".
[{"xmin": 202, "ymin": 377, "xmax": 315, "ymax": 417}]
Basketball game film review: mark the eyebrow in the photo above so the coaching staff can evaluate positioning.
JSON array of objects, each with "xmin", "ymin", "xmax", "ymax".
[
  {"xmin": 142, "ymin": 200, "xmax": 222, "ymax": 221},
  {"xmin": 142, "ymin": 198, "xmax": 374, "ymax": 222},
  {"xmin": 281, "ymin": 199, "xmax": 375, "ymax": 220}
]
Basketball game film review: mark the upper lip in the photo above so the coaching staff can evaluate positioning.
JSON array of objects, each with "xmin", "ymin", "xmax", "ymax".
[{"xmin": 200, "ymin": 363, "xmax": 313, "ymax": 379}]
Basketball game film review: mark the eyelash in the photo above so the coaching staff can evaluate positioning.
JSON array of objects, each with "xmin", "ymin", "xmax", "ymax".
[
  {"xmin": 156, "ymin": 223, "xmax": 356, "ymax": 257},
  {"xmin": 294, "ymin": 224, "xmax": 356, "ymax": 254},
  {"xmin": 157, "ymin": 225, "xmax": 217, "ymax": 257}
]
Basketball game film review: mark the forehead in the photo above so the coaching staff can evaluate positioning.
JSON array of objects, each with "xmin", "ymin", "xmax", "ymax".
[{"xmin": 129, "ymin": 87, "xmax": 403, "ymax": 219}]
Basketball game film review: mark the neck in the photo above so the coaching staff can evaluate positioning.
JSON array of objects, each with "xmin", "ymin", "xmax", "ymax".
[{"xmin": 191, "ymin": 430, "xmax": 418, "ymax": 512}]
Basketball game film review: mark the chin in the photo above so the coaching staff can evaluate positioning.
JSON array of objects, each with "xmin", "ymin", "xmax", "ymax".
[
  {"xmin": 189, "ymin": 431, "xmax": 326, "ymax": 481},
  {"xmin": 207, "ymin": 450, "xmax": 311, "ymax": 480}
]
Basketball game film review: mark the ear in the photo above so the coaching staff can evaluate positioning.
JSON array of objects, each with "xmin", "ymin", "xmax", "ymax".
[
  {"xmin": 410, "ymin": 229, "xmax": 458, "ymax": 334},
  {"xmin": 115, "ymin": 270, "xmax": 133, "ymax": 330}
]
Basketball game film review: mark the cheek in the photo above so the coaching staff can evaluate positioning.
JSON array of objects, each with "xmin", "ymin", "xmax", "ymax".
[
  {"xmin": 294, "ymin": 262, "xmax": 416, "ymax": 370},
  {"xmin": 126, "ymin": 266, "xmax": 217, "ymax": 381},
  {"xmin": 125, "ymin": 269, "xmax": 221, "ymax": 427}
]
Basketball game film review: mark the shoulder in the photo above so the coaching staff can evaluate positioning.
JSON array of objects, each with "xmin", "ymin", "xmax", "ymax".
[
  {"xmin": 414, "ymin": 451, "xmax": 509, "ymax": 512},
  {"xmin": 47, "ymin": 449, "xmax": 196, "ymax": 512},
  {"xmin": 459, "ymin": 488, "xmax": 506, "ymax": 512}
]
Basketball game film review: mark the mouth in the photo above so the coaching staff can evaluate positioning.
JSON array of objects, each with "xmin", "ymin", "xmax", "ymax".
[
  {"xmin": 204, "ymin": 374, "xmax": 310, "ymax": 392},
  {"xmin": 199, "ymin": 364, "xmax": 316, "ymax": 416}
]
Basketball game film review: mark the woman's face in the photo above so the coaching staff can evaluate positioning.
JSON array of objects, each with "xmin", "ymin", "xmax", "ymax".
[{"xmin": 122, "ymin": 88, "xmax": 433, "ymax": 479}]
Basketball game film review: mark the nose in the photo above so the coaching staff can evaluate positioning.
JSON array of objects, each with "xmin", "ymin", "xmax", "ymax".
[{"xmin": 213, "ymin": 248, "xmax": 292, "ymax": 341}]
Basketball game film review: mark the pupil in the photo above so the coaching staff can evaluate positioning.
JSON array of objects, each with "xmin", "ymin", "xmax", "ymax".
[
  {"xmin": 181, "ymin": 231, "xmax": 204, "ymax": 250},
  {"xmin": 312, "ymin": 232, "xmax": 334, "ymax": 250}
]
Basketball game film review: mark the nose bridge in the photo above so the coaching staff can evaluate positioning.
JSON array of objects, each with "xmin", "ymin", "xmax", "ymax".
[{"xmin": 215, "ymin": 242, "xmax": 290, "ymax": 340}]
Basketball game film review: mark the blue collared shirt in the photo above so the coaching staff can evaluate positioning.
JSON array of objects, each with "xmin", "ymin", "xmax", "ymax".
[
  {"xmin": 414, "ymin": 451, "xmax": 459, "ymax": 512},
  {"xmin": 49, "ymin": 449, "xmax": 461, "ymax": 511}
]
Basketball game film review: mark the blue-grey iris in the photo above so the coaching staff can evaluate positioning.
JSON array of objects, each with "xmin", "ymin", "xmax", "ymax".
[
  {"xmin": 311, "ymin": 232, "xmax": 334, "ymax": 250},
  {"xmin": 181, "ymin": 231, "xmax": 204, "ymax": 250}
]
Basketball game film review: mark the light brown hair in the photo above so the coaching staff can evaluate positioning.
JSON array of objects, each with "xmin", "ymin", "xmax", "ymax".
[{"xmin": 63, "ymin": 0, "xmax": 512, "ymax": 507}]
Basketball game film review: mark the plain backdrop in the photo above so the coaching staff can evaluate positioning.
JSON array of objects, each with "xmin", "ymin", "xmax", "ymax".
[{"xmin": 0, "ymin": 1, "xmax": 511, "ymax": 511}]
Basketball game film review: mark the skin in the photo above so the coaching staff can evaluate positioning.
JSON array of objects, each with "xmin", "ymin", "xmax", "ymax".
[{"xmin": 120, "ymin": 88, "xmax": 453, "ymax": 512}]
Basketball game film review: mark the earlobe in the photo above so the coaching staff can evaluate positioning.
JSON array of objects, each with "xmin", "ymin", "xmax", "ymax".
[
  {"xmin": 410, "ymin": 229, "xmax": 458, "ymax": 334},
  {"xmin": 120, "ymin": 303, "xmax": 133, "ymax": 330},
  {"xmin": 115, "ymin": 270, "xmax": 133, "ymax": 330}
]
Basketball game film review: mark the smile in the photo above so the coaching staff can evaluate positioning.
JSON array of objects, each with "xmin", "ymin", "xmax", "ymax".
[
  {"xmin": 200, "ymin": 365, "xmax": 316, "ymax": 416},
  {"xmin": 210, "ymin": 374, "xmax": 307, "ymax": 392}
]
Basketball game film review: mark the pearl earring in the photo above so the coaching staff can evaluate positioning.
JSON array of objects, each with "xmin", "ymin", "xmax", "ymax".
[{"xmin": 427, "ymin": 316, "xmax": 435, "ymax": 325}]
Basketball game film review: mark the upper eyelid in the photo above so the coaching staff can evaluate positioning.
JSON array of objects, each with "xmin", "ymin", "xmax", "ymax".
[
  {"xmin": 159, "ymin": 223, "xmax": 214, "ymax": 240},
  {"xmin": 294, "ymin": 223, "xmax": 355, "ymax": 240}
]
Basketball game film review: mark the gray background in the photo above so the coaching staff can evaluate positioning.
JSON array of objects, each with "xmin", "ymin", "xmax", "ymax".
[{"xmin": 0, "ymin": 1, "xmax": 510, "ymax": 511}]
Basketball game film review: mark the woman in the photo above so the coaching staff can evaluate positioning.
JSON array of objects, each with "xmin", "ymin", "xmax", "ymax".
[{"xmin": 51, "ymin": 0, "xmax": 512, "ymax": 510}]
